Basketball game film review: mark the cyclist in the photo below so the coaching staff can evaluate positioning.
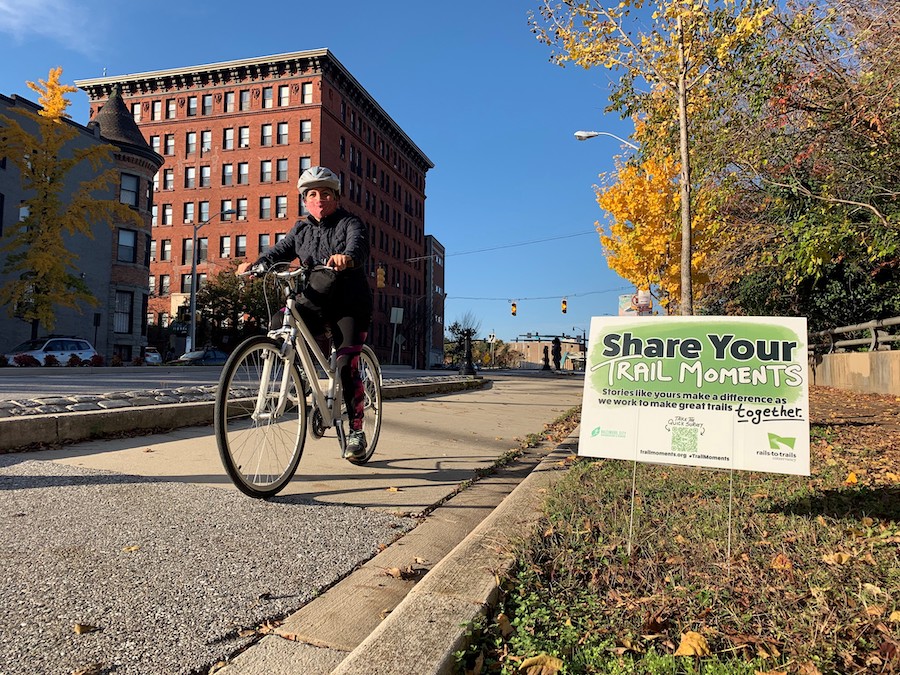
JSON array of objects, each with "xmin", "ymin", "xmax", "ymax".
[{"xmin": 238, "ymin": 166, "xmax": 374, "ymax": 460}]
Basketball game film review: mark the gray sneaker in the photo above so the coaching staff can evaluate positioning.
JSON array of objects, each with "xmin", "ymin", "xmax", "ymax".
[{"xmin": 344, "ymin": 430, "xmax": 367, "ymax": 460}]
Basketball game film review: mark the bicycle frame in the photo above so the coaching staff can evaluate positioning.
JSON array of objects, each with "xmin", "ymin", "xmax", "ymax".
[{"xmin": 262, "ymin": 268, "xmax": 346, "ymax": 441}]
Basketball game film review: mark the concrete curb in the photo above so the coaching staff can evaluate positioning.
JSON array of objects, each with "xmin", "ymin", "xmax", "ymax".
[
  {"xmin": 330, "ymin": 428, "xmax": 580, "ymax": 675},
  {"xmin": 0, "ymin": 378, "xmax": 488, "ymax": 453}
]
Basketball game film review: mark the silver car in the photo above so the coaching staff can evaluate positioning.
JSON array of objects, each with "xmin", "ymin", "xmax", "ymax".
[{"xmin": 3, "ymin": 336, "xmax": 98, "ymax": 366}]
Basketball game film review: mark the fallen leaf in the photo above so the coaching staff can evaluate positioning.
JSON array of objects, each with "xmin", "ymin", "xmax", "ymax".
[
  {"xmin": 73, "ymin": 623, "xmax": 100, "ymax": 635},
  {"xmin": 518, "ymin": 653, "xmax": 563, "ymax": 674},
  {"xmin": 889, "ymin": 610, "xmax": 900, "ymax": 623},
  {"xmin": 845, "ymin": 472, "xmax": 858, "ymax": 485},
  {"xmin": 797, "ymin": 661, "xmax": 823, "ymax": 675},
  {"xmin": 385, "ymin": 567, "xmax": 402, "ymax": 578},
  {"xmin": 71, "ymin": 664, "xmax": 105, "ymax": 675},
  {"xmin": 770, "ymin": 553, "xmax": 793, "ymax": 571},
  {"xmin": 497, "ymin": 612, "xmax": 514, "ymax": 638},
  {"xmin": 674, "ymin": 631, "xmax": 711, "ymax": 657},
  {"xmin": 386, "ymin": 486, "xmax": 401, "ymax": 492},
  {"xmin": 822, "ymin": 552, "xmax": 852, "ymax": 565},
  {"xmin": 142, "ymin": 447, "xmax": 154, "ymax": 453},
  {"xmin": 122, "ymin": 545, "xmax": 140, "ymax": 553}
]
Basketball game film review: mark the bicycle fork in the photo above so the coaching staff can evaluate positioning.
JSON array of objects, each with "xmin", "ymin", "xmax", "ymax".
[{"xmin": 251, "ymin": 341, "xmax": 295, "ymax": 422}]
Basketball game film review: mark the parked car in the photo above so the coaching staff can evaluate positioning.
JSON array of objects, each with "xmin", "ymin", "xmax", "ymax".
[
  {"xmin": 143, "ymin": 347, "xmax": 162, "ymax": 365},
  {"xmin": 3, "ymin": 336, "xmax": 98, "ymax": 366},
  {"xmin": 169, "ymin": 348, "xmax": 229, "ymax": 366}
]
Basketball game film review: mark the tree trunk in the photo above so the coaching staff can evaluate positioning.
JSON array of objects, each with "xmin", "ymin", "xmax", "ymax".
[{"xmin": 676, "ymin": 16, "xmax": 694, "ymax": 316}]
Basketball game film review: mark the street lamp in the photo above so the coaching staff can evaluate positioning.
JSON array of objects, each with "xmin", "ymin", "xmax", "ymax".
[
  {"xmin": 573, "ymin": 130, "xmax": 639, "ymax": 150},
  {"xmin": 187, "ymin": 208, "xmax": 235, "ymax": 352}
]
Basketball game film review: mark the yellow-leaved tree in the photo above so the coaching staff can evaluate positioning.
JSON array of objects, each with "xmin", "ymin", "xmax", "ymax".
[
  {"xmin": 531, "ymin": 0, "xmax": 776, "ymax": 314},
  {"xmin": 597, "ymin": 148, "xmax": 713, "ymax": 313},
  {"xmin": 0, "ymin": 67, "xmax": 141, "ymax": 336}
]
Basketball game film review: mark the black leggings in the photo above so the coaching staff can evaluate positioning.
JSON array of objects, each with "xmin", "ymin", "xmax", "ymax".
[{"xmin": 292, "ymin": 307, "xmax": 370, "ymax": 430}]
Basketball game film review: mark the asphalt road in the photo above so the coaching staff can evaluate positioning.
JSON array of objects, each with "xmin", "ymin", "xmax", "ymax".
[{"xmin": 0, "ymin": 372, "xmax": 585, "ymax": 674}]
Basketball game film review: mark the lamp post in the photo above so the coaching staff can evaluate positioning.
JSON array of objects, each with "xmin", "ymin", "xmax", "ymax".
[
  {"xmin": 187, "ymin": 208, "xmax": 235, "ymax": 352},
  {"xmin": 573, "ymin": 130, "xmax": 639, "ymax": 150}
]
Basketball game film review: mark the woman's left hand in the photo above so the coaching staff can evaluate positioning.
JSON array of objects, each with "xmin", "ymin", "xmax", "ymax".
[{"xmin": 326, "ymin": 254, "xmax": 353, "ymax": 271}]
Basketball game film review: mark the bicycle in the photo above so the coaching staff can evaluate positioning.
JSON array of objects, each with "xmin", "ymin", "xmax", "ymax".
[{"xmin": 214, "ymin": 264, "xmax": 383, "ymax": 498}]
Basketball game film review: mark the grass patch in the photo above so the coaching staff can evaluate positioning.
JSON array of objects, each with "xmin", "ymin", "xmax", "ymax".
[{"xmin": 460, "ymin": 411, "xmax": 900, "ymax": 674}]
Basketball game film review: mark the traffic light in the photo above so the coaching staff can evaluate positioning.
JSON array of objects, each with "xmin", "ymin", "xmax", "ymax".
[
  {"xmin": 561, "ymin": 297, "xmax": 567, "ymax": 314},
  {"xmin": 376, "ymin": 266, "xmax": 385, "ymax": 288},
  {"xmin": 511, "ymin": 302, "xmax": 517, "ymax": 316}
]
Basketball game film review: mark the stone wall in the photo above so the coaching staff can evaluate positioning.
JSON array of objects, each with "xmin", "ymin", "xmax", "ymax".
[{"xmin": 808, "ymin": 351, "xmax": 900, "ymax": 396}]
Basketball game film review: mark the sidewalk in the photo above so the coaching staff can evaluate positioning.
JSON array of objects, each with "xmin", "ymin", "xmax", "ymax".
[{"xmin": 0, "ymin": 372, "xmax": 585, "ymax": 674}]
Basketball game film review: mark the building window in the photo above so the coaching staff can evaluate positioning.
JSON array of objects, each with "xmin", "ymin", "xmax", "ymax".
[
  {"xmin": 299, "ymin": 156, "xmax": 311, "ymax": 172},
  {"xmin": 275, "ymin": 232, "xmax": 286, "ymax": 244},
  {"xmin": 148, "ymin": 275, "xmax": 156, "ymax": 296},
  {"xmin": 237, "ymin": 162, "xmax": 249, "ymax": 185},
  {"xmin": 276, "ymin": 195, "xmax": 288, "ymax": 218},
  {"xmin": 261, "ymin": 124, "xmax": 272, "ymax": 146},
  {"xmin": 183, "ymin": 202, "xmax": 194, "ymax": 223},
  {"xmin": 279, "ymin": 85, "xmax": 290, "ymax": 107},
  {"xmin": 163, "ymin": 169, "xmax": 174, "ymax": 190},
  {"xmin": 151, "ymin": 204, "xmax": 158, "ymax": 227},
  {"xmin": 197, "ymin": 166, "xmax": 210, "ymax": 188},
  {"xmin": 160, "ymin": 275, "xmax": 170, "ymax": 295},
  {"xmin": 180, "ymin": 273, "xmax": 192, "ymax": 294},
  {"xmin": 199, "ymin": 201, "xmax": 210, "ymax": 222},
  {"xmin": 236, "ymin": 198, "xmax": 248, "ymax": 220},
  {"xmin": 259, "ymin": 196, "xmax": 271, "ymax": 219},
  {"xmin": 222, "ymin": 164, "xmax": 233, "ymax": 186},
  {"xmin": 152, "ymin": 100, "xmax": 162, "ymax": 120},
  {"xmin": 223, "ymin": 128, "xmax": 234, "ymax": 150},
  {"xmin": 301, "ymin": 82, "xmax": 313, "ymax": 104},
  {"xmin": 186, "ymin": 131, "xmax": 196, "ymax": 154},
  {"xmin": 276, "ymin": 158, "xmax": 288, "ymax": 181},
  {"xmin": 187, "ymin": 96, "xmax": 197, "ymax": 117},
  {"xmin": 162, "ymin": 204, "xmax": 173, "ymax": 225},
  {"xmin": 184, "ymin": 166, "xmax": 196, "ymax": 189},
  {"xmin": 260, "ymin": 160, "xmax": 272, "ymax": 183},
  {"xmin": 166, "ymin": 98, "xmax": 176, "ymax": 119},
  {"xmin": 239, "ymin": 89, "xmax": 250, "ymax": 111},
  {"xmin": 235, "ymin": 235, "xmax": 247, "ymax": 257},
  {"xmin": 114, "ymin": 291, "xmax": 134, "ymax": 334},
  {"xmin": 120, "ymin": 174, "xmax": 139, "ymax": 206},
  {"xmin": 117, "ymin": 229, "xmax": 137, "ymax": 263},
  {"xmin": 182, "ymin": 238, "xmax": 193, "ymax": 266},
  {"xmin": 161, "ymin": 239, "xmax": 171, "ymax": 261},
  {"xmin": 300, "ymin": 120, "xmax": 312, "ymax": 142},
  {"xmin": 259, "ymin": 233, "xmax": 271, "ymax": 254},
  {"xmin": 239, "ymin": 126, "xmax": 250, "ymax": 148},
  {"xmin": 277, "ymin": 122, "xmax": 288, "ymax": 145},
  {"xmin": 149, "ymin": 239, "xmax": 157, "ymax": 261},
  {"xmin": 262, "ymin": 86, "xmax": 273, "ymax": 109},
  {"xmin": 164, "ymin": 134, "xmax": 175, "ymax": 155},
  {"xmin": 200, "ymin": 130, "xmax": 212, "ymax": 153},
  {"xmin": 224, "ymin": 91, "xmax": 235, "ymax": 112},
  {"xmin": 202, "ymin": 94, "xmax": 213, "ymax": 115},
  {"xmin": 131, "ymin": 103, "xmax": 141, "ymax": 122},
  {"xmin": 197, "ymin": 237, "xmax": 208, "ymax": 263},
  {"xmin": 221, "ymin": 200, "xmax": 233, "ymax": 220},
  {"xmin": 150, "ymin": 135, "xmax": 160, "ymax": 154},
  {"xmin": 220, "ymin": 235, "xmax": 231, "ymax": 258}
]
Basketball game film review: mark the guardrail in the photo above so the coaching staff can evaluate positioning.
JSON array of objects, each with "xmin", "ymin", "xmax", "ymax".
[{"xmin": 808, "ymin": 316, "xmax": 900, "ymax": 353}]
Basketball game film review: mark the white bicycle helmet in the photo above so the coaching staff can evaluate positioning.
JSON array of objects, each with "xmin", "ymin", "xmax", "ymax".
[{"xmin": 297, "ymin": 166, "xmax": 341, "ymax": 197}]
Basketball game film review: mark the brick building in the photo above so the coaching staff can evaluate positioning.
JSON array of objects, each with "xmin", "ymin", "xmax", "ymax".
[
  {"xmin": 76, "ymin": 49, "xmax": 439, "ymax": 366},
  {"xmin": 0, "ymin": 90, "xmax": 163, "ymax": 363}
]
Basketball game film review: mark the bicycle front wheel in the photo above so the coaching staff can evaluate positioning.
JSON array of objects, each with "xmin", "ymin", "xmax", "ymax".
[
  {"xmin": 345, "ymin": 346, "xmax": 383, "ymax": 465},
  {"xmin": 215, "ymin": 336, "xmax": 308, "ymax": 498}
]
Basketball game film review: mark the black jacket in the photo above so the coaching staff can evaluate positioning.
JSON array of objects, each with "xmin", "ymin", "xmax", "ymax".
[{"xmin": 256, "ymin": 208, "xmax": 373, "ymax": 319}]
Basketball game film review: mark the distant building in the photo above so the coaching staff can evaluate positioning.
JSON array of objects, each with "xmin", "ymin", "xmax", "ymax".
[
  {"xmin": 76, "ymin": 49, "xmax": 440, "ymax": 365},
  {"xmin": 0, "ymin": 90, "xmax": 163, "ymax": 363}
]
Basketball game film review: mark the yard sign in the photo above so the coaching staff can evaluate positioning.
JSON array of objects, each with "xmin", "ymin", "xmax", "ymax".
[{"xmin": 579, "ymin": 316, "xmax": 810, "ymax": 476}]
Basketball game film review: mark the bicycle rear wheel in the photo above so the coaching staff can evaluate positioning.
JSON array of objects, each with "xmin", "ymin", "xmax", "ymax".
[
  {"xmin": 215, "ymin": 336, "xmax": 307, "ymax": 497},
  {"xmin": 345, "ymin": 346, "xmax": 382, "ymax": 465}
]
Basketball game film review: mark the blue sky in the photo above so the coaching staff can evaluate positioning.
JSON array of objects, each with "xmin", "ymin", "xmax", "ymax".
[{"xmin": 0, "ymin": 0, "xmax": 639, "ymax": 343}]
